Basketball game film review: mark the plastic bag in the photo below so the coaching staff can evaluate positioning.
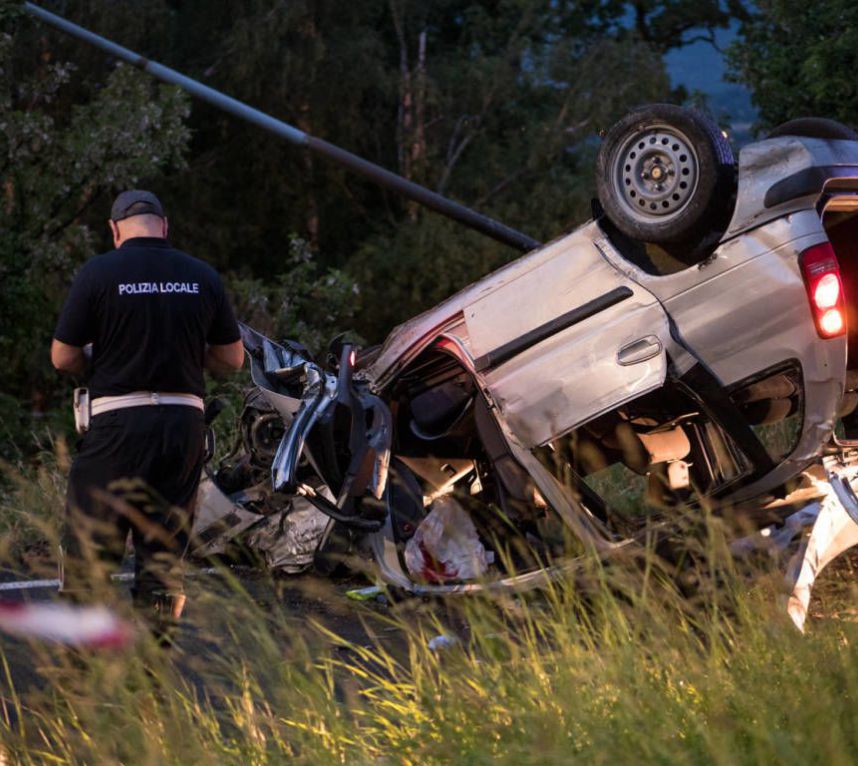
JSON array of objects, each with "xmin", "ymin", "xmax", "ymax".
[{"xmin": 404, "ymin": 496, "xmax": 494, "ymax": 582}]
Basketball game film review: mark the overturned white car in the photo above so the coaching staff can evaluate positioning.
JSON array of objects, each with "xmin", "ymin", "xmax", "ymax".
[{"xmin": 189, "ymin": 105, "xmax": 858, "ymax": 621}]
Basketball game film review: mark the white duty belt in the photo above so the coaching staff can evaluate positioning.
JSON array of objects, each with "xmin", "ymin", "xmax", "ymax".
[{"xmin": 90, "ymin": 391, "xmax": 204, "ymax": 417}]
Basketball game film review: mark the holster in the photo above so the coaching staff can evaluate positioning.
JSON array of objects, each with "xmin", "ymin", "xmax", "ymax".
[{"xmin": 73, "ymin": 387, "xmax": 91, "ymax": 434}]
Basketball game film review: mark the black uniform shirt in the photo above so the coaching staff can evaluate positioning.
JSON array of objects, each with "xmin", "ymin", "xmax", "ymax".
[{"xmin": 54, "ymin": 237, "xmax": 240, "ymax": 398}]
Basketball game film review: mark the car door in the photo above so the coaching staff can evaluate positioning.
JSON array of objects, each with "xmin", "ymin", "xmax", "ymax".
[
  {"xmin": 464, "ymin": 224, "xmax": 679, "ymax": 449},
  {"xmin": 593, "ymin": 212, "xmax": 847, "ymax": 478}
]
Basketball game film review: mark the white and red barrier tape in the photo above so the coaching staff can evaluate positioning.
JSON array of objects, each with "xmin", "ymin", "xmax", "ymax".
[
  {"xmin": 0, "ymin": 601, "xmax": 133, "ymax": 648},
  {"xmin": 0, "ymin": 567, "xmax": 223, "ymax": 648}
]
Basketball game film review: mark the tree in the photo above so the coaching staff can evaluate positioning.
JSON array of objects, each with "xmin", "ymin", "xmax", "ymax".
[
  {"xmin": 0, "ymin": 2, "xmax": 190, "ymax": 436},
  {"xmin": 619, "ymin": 0, "xmax": 750, "ymax": 53},
  {"xmin": 13, "ymin": 0, "xmax": 741, "ymax": 354},
  {"xmin": 347, "ymin": 2, "xmax": 672, "ymax": 337},
  {"xmin": 727, "ymin": 0, "xmax": 858, "ymax": 130},
  {"xmin": 224, "ymin": 237, "xmax": 360, "ymax": 355}
]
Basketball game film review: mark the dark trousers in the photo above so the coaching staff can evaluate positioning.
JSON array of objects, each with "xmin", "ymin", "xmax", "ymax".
[{"xmin": 63, "ymin": 405, "xmax": 205, "ymax": 608}]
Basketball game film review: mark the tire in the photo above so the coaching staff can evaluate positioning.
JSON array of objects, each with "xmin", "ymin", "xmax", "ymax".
[
  {"xmin": 767, "ymin": 117, "xmax": 858, "ymax": 141},
  {"xmin": 596, "ymin": 104, "xmax": 736, "ymax": 249}
]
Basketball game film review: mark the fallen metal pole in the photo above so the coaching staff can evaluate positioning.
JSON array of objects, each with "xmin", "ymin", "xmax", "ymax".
[{"xmin": 24, "ymin": 2, "xmax": 542, "ymax": 253}]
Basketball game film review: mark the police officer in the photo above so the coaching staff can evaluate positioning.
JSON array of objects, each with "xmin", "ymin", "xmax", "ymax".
[{"xmin": 51, "ymin": 190, "xmax": 243, "ymax": 635}]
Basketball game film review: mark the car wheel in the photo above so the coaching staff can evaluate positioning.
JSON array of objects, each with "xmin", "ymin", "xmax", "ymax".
[
  {"xmin": 596, "ymin": 104, "xmax": 736, "ymax": 251},
  {"xmin": 767, "ymin": 117, "xmax": 858, "ymax": 141}
]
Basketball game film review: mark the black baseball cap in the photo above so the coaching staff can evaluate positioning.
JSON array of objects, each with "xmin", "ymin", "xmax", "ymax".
[{"xmin": 110, "ymin": 190, "xmax": 165, "ymax": 222}]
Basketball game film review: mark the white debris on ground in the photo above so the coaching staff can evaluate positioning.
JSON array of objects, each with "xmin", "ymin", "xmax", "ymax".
[
  {"xmin": 730, "ymin": 503, "xmax": 823, "ymax": 558},
  {"xmin": 405, "ymin": 496, "xmax": 494, "ymax": 583},
  {"xmin": 731, "ymin": 467, "xmax": 858, "ymax": 632},
  {"xmin": 785, "ymin": 466, "xmax": 858, "ymax": 632},
  {"xmin": 427, "ymin": 633, "xmax": 460, "ymax": 651},
  {"xmin": 245, "ymin": 495, "xmax": 334, "ymax": 573}
]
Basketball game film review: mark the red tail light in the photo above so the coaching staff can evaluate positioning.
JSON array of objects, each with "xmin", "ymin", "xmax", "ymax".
[{"xmin": 800, "ymin": 242, "xmax": 846, "ymax": 338}]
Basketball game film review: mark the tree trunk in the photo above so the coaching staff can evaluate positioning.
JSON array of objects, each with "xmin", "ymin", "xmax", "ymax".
[
  {"xmin": 297, "ymin": 101, "xmax": 320, "ymax": 251},
  {"xmin": 298, "ymin": 11, "xmax": 320, "ymax": 250},
  {"xmin": 390, "ymin": 3, "xmax": 428, "ymax": 222}
]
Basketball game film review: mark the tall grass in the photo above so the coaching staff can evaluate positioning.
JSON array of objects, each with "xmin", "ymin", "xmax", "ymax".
[
  {"xmin": 1, "ymin": 442, "xmax": 857, "ymax": 764},
  {"xmin": 0, "ymin": 433, "xmax": 66, "ymax": 572},
  {"xmin": 0, "ymin": 505, "xmax": 855, "ymax": 765}
]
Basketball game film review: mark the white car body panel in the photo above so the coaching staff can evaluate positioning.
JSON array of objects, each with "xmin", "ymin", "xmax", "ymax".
[
  {"xmin": 478, "ymin": 298, "xmax": 668, "ymax": 449},
  {"xmin": 463, "ymin": 234, "xmax": 671, "ymax": 447},
  {"xmin": 366, "ymin": 135, "xmax": 858, "ymax": 507},
  {"xmin": 597, "ymin": 209, "xmax": 847, "ymax": 473},
  {"xmin": 367, "ymin": 226, "xmax": 606, "ymax": 388}
]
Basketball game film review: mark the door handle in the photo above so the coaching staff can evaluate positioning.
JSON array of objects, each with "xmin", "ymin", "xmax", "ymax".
[{"xmin": 617, "ymin": 336, "xmax": 662, "ymax": 366}]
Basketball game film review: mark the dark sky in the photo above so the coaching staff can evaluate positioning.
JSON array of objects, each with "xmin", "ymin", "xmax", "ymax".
[{"xmin": 664, "ymin": 23, "xmax": 757, "ymax": 144}]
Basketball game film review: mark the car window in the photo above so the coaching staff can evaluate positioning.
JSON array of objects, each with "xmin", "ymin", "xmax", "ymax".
[
  {"xmin": 533, "ymin": 378, "xmax": 784, "ymax": 524},
  {"xmin": 751, "ymin": 416, "xmax": 802, "ymax": 461},
  {"xmin": 730, "ymin": 364, "xmax": 803, "ymax": 462},
  {"xmin": 581, "ymin": 463, "xmax": 651, "ymax": 519}
]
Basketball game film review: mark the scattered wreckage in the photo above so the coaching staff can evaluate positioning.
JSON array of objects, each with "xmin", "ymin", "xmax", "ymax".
[{"xmin": 29, "ymin": 4, "xmax": 858, "ymax": 627}]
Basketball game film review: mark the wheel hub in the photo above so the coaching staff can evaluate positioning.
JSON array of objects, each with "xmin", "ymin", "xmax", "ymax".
[{"xmin": 613, "ymin": 127, "xmax": 699, "ymax": 223}]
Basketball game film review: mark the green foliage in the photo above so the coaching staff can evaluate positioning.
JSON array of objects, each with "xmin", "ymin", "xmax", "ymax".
[
  {"xmin": 0, "ymin": 436, "xmax": 66, "ymax": 564},
  {"xmin": 727, "ymin": 0, "xmax": 858, "ymax": 130},
  {"xmin": 0, "ymin": 8, "xmax": 191, "ymax": 421},
  {"xmin": 48, "ymin": 0, "xmax": 676, "ymax": 340},
  {"xmin": 225, "ymin": 237, "xmax": 361, "ymax": 355}
]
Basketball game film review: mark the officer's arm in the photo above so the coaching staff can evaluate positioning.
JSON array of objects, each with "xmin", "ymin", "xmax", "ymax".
[
  {"xmin": 205, "ymin": 341, "xmax": 244, "ymax": 377},
  {"xmin": 51, "ymin": 339, "xmax": 87, "ymax": 376}
]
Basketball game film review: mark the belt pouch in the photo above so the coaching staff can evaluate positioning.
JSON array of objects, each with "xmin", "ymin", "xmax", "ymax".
[{"xmin": 73, "ymin": 388, "xmax": 90, "ymax": 434}]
